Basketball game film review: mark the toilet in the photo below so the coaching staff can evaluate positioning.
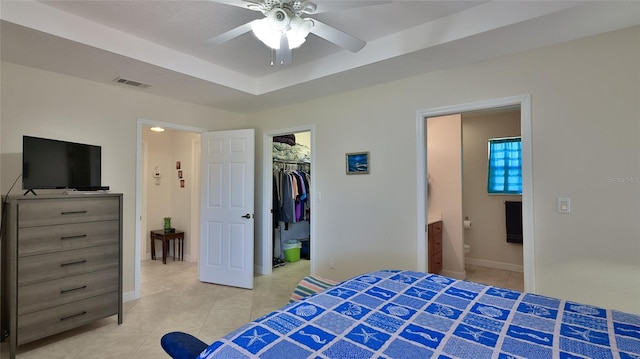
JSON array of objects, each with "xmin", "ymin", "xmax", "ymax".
[{"xmin": 464, "ymin": 243, "xmax": 471, "ymax": 255}]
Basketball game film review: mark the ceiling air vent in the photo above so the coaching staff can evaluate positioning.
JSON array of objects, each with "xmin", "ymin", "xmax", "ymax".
[{"xmin": 113, "ymin": 77, "xmax": 151, "ymax": 88}]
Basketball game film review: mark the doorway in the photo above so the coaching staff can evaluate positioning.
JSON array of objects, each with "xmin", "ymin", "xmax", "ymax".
[
  {"xmin": 461, "ymin": 108, "xmax": 523, "ymax": 274},
  {"xmin": 426, "ymin": 108, "xmax": 523, "ymax": 281},
  {"xmin": 141, "ymin": 127, "xmax": 201, "ymax": 258},
  {"xmin": 415, "ymin": 95, "xmax": 535, "ymax": 292},
  {"xmin": 259, "ymin": 125, "xmax": 316, "ymax": 277},
  {"xmin": 133, "ymin": 119, "xmax": 206, "ymax": 300}
]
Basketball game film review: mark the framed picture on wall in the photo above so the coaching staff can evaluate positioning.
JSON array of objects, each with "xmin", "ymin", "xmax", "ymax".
[{"xmin": 346, "ymin": 152, "xmax": 370, "ymax": 175}]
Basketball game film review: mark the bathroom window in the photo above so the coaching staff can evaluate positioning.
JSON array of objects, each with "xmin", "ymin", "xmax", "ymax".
[{"xmin": 487, "ymin": 137, "xmax": 522, "ymax": 194}]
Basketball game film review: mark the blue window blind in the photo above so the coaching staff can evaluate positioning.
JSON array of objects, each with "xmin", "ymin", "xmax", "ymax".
[{"xmin": 488, "ymin": 137, "xmax": 522, "ymax": 194}]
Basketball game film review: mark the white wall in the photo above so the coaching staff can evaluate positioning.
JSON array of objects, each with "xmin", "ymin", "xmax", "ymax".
[
  {"xmin": 144, "ymin": 128, "xmax": 175, "ymax": 252},
  {"xmin": 170, "ymin": 130, "xmax": 200, "ymax": 261},
  {"xmin": 0, "ymin": 62, "xmax": 246, "ymax": 296},
  {"xmin": 295, "ymin": 131, "xmax": 311, "ymax": 148},
  {"xmin": 462, "ymin": 109, "xmax": 523, "ymax": 271},
  {"xmin": 246, "ymin": 26, "xmax": 640, "ymax": 314},
  {"xmin": 427, "ymin": 115, "xmax": 464, "ymax": 279}
]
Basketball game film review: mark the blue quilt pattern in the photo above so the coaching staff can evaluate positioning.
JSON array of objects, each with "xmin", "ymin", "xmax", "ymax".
[{"xmin": 199, "ymin": 270, "xmax": 640, "ymax": 358}]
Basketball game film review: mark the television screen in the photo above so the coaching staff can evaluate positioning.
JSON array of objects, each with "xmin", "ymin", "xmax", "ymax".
[{"xmin": 23, "ymin": 136, "xmax": 102, "ymax": 190}]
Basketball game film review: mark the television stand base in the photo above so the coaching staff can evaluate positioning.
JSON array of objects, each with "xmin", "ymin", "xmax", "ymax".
[
  {"xmin": 23, "ymin": 189, "xmax": 37, "ymax": 196},
  {"xmin": 71, "ymin": 186, "xmax": 110, "ymax": 192},
  {"xmin": 64, "ymin": 189, "xmax": 110, "ymax": 195}
]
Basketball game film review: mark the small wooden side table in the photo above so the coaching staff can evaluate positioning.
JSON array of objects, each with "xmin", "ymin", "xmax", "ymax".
[{"xmin": 150, "ymin": 230, "xmax": 185, "ymax": 264}]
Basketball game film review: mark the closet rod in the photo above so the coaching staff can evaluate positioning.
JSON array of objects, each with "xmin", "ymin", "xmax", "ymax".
[{"xmin": 273, "ymin": 159, "xmax": 310, "ymax": 164}]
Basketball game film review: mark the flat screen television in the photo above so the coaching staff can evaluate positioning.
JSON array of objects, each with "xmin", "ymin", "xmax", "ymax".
[{"xmin": 22, "ymin": 136, "xmax": 103, "ymax": 191}]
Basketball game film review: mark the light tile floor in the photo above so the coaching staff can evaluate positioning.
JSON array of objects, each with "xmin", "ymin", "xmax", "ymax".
[
  {"xmin": 465, "ymin": 264, "xmax": 525, "ymax": 292},
  {"xmin": 2, "ymin": 259, "xmax": 310, "ymax": 358},
  {"xmin": 2, "ymin": 261, "xmax": 522, "ymax": 358}
]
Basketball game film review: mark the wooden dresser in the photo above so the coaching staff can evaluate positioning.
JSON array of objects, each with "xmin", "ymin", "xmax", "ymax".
[
  {"xmin": 428, "ymin": 220, "xmax": 443, "ymax": 274},
  {"xmin": 1, "ymin": 194, "xmax": 122, "ymax": 358}
]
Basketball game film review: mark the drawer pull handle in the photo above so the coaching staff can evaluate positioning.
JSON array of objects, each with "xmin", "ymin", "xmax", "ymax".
[
  {"xmin": 60, "ymin": 285, "xmax": 87, "ymax": 294},
  {"xmin": 61, "ymin": 210, "xmax": 88, "ymax": 215},
  {"xmin": 60, "ymin": 234, "xmax": 87, "ymax": 240},
  {"xmin": 60, "ymin": 311, "xmax": 87, "ymax": 321},
  {"xmin": 60, "ymin": 259, "xmax": 87, "ymax": 267}
]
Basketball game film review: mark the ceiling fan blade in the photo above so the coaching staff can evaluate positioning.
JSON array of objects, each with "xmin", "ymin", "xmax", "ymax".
[
  {"xmin": 213, "ymin": 0, "xmax": 264, "ymax": 11},
  {"xmin": 203, "ymin": 20, "xmax": 260, "ymax": 46},
  {"xmin": 310, "ymin": 19, "xmax": 365, "ymax": 52},
  {"xmin": 309, "ymin": 1, "xmax": 390, "ymax": 14}
]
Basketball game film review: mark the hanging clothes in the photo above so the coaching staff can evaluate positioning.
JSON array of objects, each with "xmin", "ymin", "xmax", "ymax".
[
  {"xmin": 272, "ymin": 174, "xmax": 281, "ymax": 228},
  {"xmin": 281, "ymin": 170, "xmax": 296, "ymax": 224},
  {"xmin": 272, "ymin": 162, "xmax": 310, "ymax": 226}
]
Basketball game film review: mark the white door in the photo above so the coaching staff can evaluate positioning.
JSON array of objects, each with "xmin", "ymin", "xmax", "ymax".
[{"xmin": 199, "ymin": 129, "xmax": 254, "ymax": 289}]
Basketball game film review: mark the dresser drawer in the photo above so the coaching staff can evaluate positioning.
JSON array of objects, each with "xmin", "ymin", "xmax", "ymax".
[
  {"xmin": 18, "ymin": 197, "xmax": 120, "ymax": 227},
  {"xmin": 17, "ymin": 291, "xmax": 119, "ymax": 345},
  {"xmin": 429, "ymin": 235, "xmax": 442, "ymax": 253},
  {"xmin": 18, "ymin": 268, "xmax": 119, "ymax": 315},
  {"xmin": 18, "ymin": 220, "xmax": 119, "ymax": 256},
  {"xmin": 428, "ymin": 221, "xmax": 442, "ymax": 235},
  {"xmin": 429, "ymin": 254, "xmax": 442, "ymax": 274},
  {"xmin": 18, "ymin": 244, "xmax": 119, "ymax": 285}
]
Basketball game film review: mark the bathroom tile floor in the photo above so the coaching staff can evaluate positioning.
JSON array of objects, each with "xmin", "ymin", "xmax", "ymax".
[
  {"xmin": 465, "ymin": 264, "xmax": 525, "ymax": 292},
  {"xmin": 3, "ymin": 261, "xmax": 522, "ymax": 358}
]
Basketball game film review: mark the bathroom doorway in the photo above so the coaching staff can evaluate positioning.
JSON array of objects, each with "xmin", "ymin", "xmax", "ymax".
[
  {"xmin": 417, "ymin": 95, "xmax": 534, "ymax": 292},
  {"xmin": 460, "ymin": 107, "xmax": 523, "ymax": 274},
  {"xmin": 426, "ymin": 108, "xmax": 524, "ymax": 289}
]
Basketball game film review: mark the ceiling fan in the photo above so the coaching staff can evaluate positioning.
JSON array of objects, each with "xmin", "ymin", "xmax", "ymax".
[{"xmin": 206, "ymin": 0, "xmax": 383, "ymax": 65}]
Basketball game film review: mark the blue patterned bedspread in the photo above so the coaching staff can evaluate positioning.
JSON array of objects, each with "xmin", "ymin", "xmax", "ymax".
[{"xmin": 199, "ymin": 270, "xmax": 640, "ymax": 358}]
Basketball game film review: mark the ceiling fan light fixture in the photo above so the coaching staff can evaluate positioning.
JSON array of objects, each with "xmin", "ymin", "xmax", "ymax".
[
  {"xmin": 251, "ymin": 18, "xmax": 283, "ymax": 49},
  {"xmin": 286, "ymin": 31, "xmax": 305, "ymax": 49},
  {"xmin": 266, "ymin": 8, "xmax": 291, "ymax": 31},
  {"xmin": 207, "ymin": 0, "xmax": 364, "ymax": 65},
  {"xmin": 287, "ymin": 18, "xmax": 313, "ymax": 49},
  {"xmin": 252, "ymin": 16, "xmax": 313, "ymax": 50}
]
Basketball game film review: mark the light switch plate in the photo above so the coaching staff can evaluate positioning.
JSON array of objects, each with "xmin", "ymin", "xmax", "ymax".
[{"xmin": 558, "ymin": 197, "xmax": 571, "ymax": 213}]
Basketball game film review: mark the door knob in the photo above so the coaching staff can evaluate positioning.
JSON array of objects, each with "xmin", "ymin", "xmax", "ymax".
[{"xmin": 241, "ymin": 213, "xmax": 251, "ymax": 219}]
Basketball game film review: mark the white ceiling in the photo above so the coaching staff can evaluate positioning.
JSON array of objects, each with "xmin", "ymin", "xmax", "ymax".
[{"xmin": 2, "ymin": 1, "xmax": 640, "ymax": 113}]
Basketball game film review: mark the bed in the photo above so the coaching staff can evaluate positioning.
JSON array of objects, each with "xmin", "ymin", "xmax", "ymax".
[{"xmin": 172, "ymin": 270, "xmax": 640, "ymax": 358}]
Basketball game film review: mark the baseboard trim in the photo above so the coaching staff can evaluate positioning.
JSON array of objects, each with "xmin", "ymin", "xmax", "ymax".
[
  {"xmin": 465, "ymin": 257, "xmax": 523, "ymax": 273},
  {"xmin": 255, "ymin": 263, "xmax": 269, "ymax": 275},
  {"xmin": 123, "ymin": 291, "xmax": 137, "ymax": 303},
  {"xmin": 440, "ymin": 269, "xmax": 466, "ymax": 280},
  {"xmin": 144, "ymin": 253, "xmax": 195, "ymax": 262}
]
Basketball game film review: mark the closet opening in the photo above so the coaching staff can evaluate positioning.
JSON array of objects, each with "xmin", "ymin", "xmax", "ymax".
[
  {"xmin": 271, "ymin": 132, "xmax": 312, "ymax": 273},
  {"xmin": 256, "ymin": 126, "xmax": 317, "ymax": 275}
]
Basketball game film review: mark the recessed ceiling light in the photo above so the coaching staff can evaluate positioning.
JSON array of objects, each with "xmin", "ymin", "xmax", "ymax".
[{"xmin": 150, "ymin": 127, "xmax": 165, "ymax": 132}]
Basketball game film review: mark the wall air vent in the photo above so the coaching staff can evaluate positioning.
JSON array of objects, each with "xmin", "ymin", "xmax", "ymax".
[{"xmin": 113, "ymin": 77, "xmax": 151, "ymax": 88}]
